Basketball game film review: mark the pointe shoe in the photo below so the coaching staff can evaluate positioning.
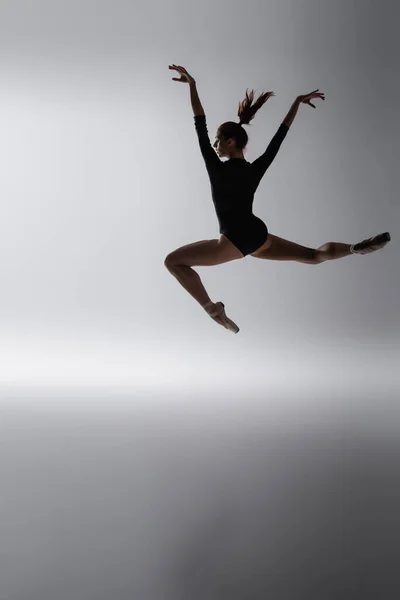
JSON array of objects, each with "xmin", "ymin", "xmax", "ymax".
[
  {"xmin": 350, "ymin": 232, "xmax": 391, "ymax": 254},
  {"xmin": 204, "ymin": 301, "xmax": 240, "ymax": 334}
]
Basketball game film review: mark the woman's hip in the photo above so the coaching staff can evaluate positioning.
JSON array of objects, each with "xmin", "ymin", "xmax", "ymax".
[{"xmin": 221, "ymin": 216, "xmax": 268, "ymax": 256}]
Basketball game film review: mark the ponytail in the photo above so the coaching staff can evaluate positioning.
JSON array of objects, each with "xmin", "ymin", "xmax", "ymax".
[
  {"xmin": 238, "ymin": 88, "xmax": 274, "ymax": 126},
  {"xmin": 219, "ymin": 88, "xmax": 274, "ymax": 151}
]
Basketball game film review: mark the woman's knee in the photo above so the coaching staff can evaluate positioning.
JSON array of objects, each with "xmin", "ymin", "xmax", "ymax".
[
  {"xmin": 299, "ymin": 248, "xmax": 323, "ymax": 264},
  {"xmin": 164, "ymin": 252, "xmax": 177, "ymax": 269},
  {"xmin": 313, "ymin": 243, "xmax": 332, "ymax": 264},
  {"xmin": 165, "ymin": 251, "xmax": 186, "ymax": 271}
]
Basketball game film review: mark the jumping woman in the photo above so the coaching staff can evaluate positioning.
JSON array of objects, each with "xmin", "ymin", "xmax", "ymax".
[{"xmin": 165, "ymin": 64, "xmax": 391, "ymax": 334}]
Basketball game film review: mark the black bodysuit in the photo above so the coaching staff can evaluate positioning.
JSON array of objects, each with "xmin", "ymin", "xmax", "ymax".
[{"xmin": 194, "ymin": 114, "xmax": 289, "ymax": 256}]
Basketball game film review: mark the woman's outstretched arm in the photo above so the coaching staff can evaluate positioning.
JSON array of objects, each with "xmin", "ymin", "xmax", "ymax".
[
  {"xmin": 169, "ymin": 64, "xmax": 205, "ymax": 116},
  {"xmin": 169, "ymin": 64, "xmax": 220, "ymax": 172},
  {"xmin": 251, "ymin": 89, "xmax": 325, "ymax": 184}
]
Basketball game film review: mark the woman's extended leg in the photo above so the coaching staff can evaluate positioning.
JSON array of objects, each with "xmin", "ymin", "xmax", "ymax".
[
  {"xmin": 251, "ymin": 231, "xmax": 390, "ymax": 263},
  {"xmin": 251, "ymin": 234, "xmax": 352, "ymax": 264}
]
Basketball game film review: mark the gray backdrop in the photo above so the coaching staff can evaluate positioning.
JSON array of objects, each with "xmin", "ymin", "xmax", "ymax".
[{"xmin": 0, "ymin": 1, "xmax": 399, "ymax": 598}]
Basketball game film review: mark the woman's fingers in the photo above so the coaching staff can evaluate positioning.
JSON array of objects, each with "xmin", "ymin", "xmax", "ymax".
[
  {"xmin": 302, "ymin": 91, "xmax": 325, "ymax": 103},
  {"xmin": 169, "ymin": 64, "xmax": 195, "ymax": 85},
  {"xmin": 169, "ymin": 65, "xmax": 185, "ymax": 82},
  {"xmin": 299, "ymin": 90, "xmax": 325, "ymax": 108},
  {"xmin": 172, "ymin": 64, "xmax": 186, "ymax": 73}
]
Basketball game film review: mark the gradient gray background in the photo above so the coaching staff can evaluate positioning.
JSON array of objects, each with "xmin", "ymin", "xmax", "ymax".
[{"xmin": 0, "ymin": 1, "xmax": 399, "ymax": 598}]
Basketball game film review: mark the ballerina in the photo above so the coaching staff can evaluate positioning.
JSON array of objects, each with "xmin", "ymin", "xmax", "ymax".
[{"xmin": 165, "ymin": 64, "xmax": 391, "ymax": 333}]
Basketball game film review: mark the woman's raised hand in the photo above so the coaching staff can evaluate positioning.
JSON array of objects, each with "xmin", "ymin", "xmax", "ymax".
[
  {"xmin": 169, "ymin": 64, "xmax": 196, "ymax": 86},
  {"xmin": 297, "ymin": 89, "xmax": 325, "ymax": 108}
]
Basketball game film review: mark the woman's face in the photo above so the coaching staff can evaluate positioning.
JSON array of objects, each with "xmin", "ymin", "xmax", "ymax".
[{"xmin": 213, "ymin": 131, "xmax": 232, "ymax": 157}]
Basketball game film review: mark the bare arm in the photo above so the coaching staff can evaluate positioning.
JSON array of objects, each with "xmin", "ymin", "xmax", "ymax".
[
  {"xmin": 169, "ymin": 64, "xmax": 205, "ymax": 116},
  {"xmin": 189, "ymin": 82, "xmax": 205, "ymax": 117},
  {"xmin": 282, "ymin": 97, "xmax": 301, "ymax": 128}
]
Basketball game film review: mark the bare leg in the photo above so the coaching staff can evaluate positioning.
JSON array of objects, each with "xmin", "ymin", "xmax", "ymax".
[
  {"xmin": 165, "ymin": 263, "xmax": 212, "ymax": 307},
  {"xmin": 164, "ymin": 236, "xmax": 244, "ymax": 329},
  {"xmin": 315, "ymin": 241, "xmax": 352, "ymax": 262},
  {"xmin": 251, "ymin": 234, "xmax": 352, "ymax": 264}
]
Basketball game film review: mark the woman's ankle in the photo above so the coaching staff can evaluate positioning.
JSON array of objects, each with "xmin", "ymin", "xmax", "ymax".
[{"xmin": 202, "ymin": 300, "xmax": 215, "ymax": 312}]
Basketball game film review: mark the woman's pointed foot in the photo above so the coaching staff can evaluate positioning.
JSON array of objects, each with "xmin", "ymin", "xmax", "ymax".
[
  {"xmin": 350, "ymin": 232, "xmax": 391, "ymax": 254},
  {"xmin": 204, "ymin": 301, "xmax": 239, "ymax": 334}
]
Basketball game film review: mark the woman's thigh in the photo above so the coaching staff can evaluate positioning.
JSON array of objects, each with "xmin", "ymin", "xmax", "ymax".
[
  {"xmin": 165, "ymin": 235, "xmax": 244, "ymax": 268},
  {"xmin": 251, "ymin": 234, "xmax": 316, "ymax": 263}
]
